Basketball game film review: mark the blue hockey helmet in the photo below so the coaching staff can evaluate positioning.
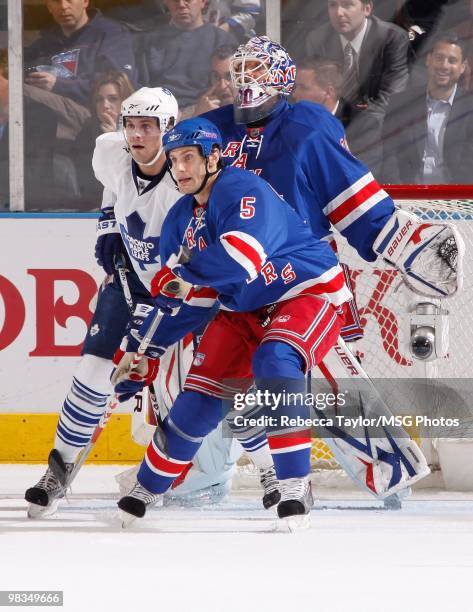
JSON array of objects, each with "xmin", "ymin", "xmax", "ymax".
[{"xmin": 163, "ymin": 118, "xmax": 223, "ymax": 159}]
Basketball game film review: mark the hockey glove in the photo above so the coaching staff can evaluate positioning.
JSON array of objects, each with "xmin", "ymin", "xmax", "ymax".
[
  {"xmin": 95, "ymin": 207, "xmax": 124, "ymax": 275},
  {"xmin": 111, "ymin": 339, "xmax": 161, "ymax": 403},
  {"xmin": 373, "ymin": 208, "xmax": 464, "ymax": 298},
  {"xmin": 150, "ymin": 265, "xmax": 193, "ymax": 314}
]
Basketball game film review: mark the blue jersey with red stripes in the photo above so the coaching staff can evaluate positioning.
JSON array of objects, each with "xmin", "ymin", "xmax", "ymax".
[
  {"xmin": 160, "ymin": 166, "xmax": 352, "ymax": 313},
  {"xmin": 202, "ymin": 99, "xmax": 395, "ymax": 262}
]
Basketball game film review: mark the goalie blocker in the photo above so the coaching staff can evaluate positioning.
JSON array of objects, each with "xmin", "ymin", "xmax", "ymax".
[{"xmin": 373, "ymin": 208, "xmax": 464, "ymax": 298}]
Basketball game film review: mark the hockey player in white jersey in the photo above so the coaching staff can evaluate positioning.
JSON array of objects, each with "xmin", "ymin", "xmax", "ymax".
[{"xmin": 24, "ymin": 86, "xmax": 278, "ymax": 518}]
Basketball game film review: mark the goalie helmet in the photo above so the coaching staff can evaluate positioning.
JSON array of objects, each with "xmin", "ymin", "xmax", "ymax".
[
  {"xmin": 121, "ymin": 87, "xmax": 178, "ymax": 134},
  {"xmin": 230, "ymin": 36, "xmax": 296, "ymax": 124}
]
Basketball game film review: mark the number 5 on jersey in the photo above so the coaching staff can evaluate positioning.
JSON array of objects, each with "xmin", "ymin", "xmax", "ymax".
[{"xmin": 240, "ymin": 196, "xmax": 256, "ymax": 219}]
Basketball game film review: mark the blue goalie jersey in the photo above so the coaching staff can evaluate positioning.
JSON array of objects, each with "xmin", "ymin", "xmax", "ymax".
[{"xmin": 202, "ymin": 99, "xmax": 395, "ymax": 262}]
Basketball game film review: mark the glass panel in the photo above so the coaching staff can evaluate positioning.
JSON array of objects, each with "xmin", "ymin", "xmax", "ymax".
[
  {"xmin": 282, "ymin": 0, "xmax": 473, "ymax": 185},
  {"xmin": 18, "ymin": 0, "xmax": 266, "ymax": 211},
  {"xmin": 0, "ymin": 0, "xmax": 7, "ymax": 211}
]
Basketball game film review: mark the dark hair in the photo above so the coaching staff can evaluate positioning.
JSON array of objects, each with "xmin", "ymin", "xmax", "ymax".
[
  {"xmin": 90, "ymin": 70, "xmax": 135, "ymax": 111},
  {"xmin": 212, "ymin": 45, "xmax": 238, "ymax": 61},
  {"xmin": 0, "ymin": 48, "xmax": 7, "ymax": 79},
  {"xmin": 298, "ymin": 56, "xmax": 343, "ymax": 97},
  {"xmin": 428, "ymin": 31, "xmax": 466, "ymax": 59}
]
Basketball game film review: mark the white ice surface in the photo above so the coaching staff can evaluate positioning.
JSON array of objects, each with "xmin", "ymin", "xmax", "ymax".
[{"xmin": 2, "ymin": 464, "xmax": 473, "ymax": 612}]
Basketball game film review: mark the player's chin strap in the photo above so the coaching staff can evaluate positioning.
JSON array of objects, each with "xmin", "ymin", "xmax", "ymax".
[
  {"xmin": 168, "ymin": 157, "xmax": 221, "ymax": 196},
  {"xmin": 134, "ymin": 146, "xmax": 164, "ymax": 167},
  {"xmin": 122, "ymin": 127, "xmax": 165, "ymax": 167}
]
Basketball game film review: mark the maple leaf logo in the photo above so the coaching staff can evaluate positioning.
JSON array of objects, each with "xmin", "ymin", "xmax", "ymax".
[{"xmin": 120, "ymin": 211, "xmax": 160, "ymax": 271}]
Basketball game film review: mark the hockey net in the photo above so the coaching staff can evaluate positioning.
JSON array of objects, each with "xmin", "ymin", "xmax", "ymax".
[{"xmin": 308, "ymin": 185, "xmax": 473, "ymax": 480}]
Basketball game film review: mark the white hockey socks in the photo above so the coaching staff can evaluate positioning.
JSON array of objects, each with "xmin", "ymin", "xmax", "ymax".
[{"xmin": 54, "ymin": 354, "xmax": 114, "ymax": 463}]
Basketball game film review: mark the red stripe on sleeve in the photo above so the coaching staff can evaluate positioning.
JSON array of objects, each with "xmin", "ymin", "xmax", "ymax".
[
  {"xmin": 329, "ymin": 180, "xmax": 381, "ymax": 225},
  {"xmin": 222, "ymin": 234, "xmax": 263, "ymax": 273}
]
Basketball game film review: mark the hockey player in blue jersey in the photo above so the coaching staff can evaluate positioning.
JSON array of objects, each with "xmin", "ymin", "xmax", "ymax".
[
  {"xmin": 112, "ymin": 117, "xmax": 353, "ymax": 527},
  {"xmin": 197, "ymin": 36, "xmax": 464, "ymax": 501},
  {"xmin": 24, "ymin": 88, "xmax": 279, "ymax": 518}
]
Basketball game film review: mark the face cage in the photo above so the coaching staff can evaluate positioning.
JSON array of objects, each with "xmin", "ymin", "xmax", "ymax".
[
  {"xmin": 230, "ymin": 53, "xmax": 285, "ymax": 125},
  {"xmin": 230, "ymin": 54, "xmax": 274, "ymax": 92}
]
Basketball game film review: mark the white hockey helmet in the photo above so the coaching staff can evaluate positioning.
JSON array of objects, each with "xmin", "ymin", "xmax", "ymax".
[
  {"xmin": 121, "ymin": 86, "xmax": 178, "ymax": 133},
  {"xmin": 121, "ymin": 87, "xmax": 179, "ymax": 165}
]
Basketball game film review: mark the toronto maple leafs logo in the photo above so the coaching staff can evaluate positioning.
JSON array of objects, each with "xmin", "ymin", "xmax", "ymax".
[{"xmin": 120, "ymin": 211, "xmax": 160, "ymax": 271}]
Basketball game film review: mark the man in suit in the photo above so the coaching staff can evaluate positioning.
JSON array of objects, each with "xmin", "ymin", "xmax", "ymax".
[
  {"xmin": 292, "ymin": 56, "xmax": 382, "ymax": 172},
  {"xmin": 381, "ymin": 32, "xmax": 473, "ymax": 184},
  {"xmin": 305, "ymin": 0, "xmax": 409, "ymax": 125}
]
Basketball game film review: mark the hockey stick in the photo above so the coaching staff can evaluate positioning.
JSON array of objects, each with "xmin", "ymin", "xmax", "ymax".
[{"xmin": 49, "ymin": 249, "xmax": 190, "ymax": 487}]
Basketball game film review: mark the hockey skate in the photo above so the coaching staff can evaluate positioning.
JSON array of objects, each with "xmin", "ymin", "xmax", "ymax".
[
  {"xmin": 25, "ymin": 453, "xmax": 73, "ymax": 519},
  {"xmin": 259, "ymin": 466, "xmax": 281, "ymax": 509},
  {"xmin": 277, "ymin": 476, "xmax": 313, "ymax": 531},
  {"xmin": 118, "ymin": 481, "xmax": 162, "ymax": 527}
]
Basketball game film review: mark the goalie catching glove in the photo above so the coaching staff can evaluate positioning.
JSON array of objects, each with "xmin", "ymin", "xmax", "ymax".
[{"xmin": 373, "ymin": 208, "xmax": 464, "ymax": 298}]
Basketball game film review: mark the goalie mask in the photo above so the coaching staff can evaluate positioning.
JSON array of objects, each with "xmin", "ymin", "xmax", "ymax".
[
  {"xmin": 230, "ymin": 36, "xmax": 296, "ymax": 124},
  {"xmin": 121, "ymin": 87, "xmax": 178, "ymax": 166}
]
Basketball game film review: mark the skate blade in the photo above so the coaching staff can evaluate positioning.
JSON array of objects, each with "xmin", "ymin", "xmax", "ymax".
[
  {"xmin": 279, "ymin": 514, "xmax": 311, "ymax": 533},
  {"xmin": 118, "ymin": 509, "xmax": 139, "ymax": 529},
  {"xmin": 27, "ymin": 499, "xmax": 59, "ymax": 519}
]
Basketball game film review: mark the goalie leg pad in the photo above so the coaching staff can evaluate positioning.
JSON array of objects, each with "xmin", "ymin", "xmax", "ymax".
[{"xmin": 313, "ymin": 339, "xmax": 430, "ymax": 498}]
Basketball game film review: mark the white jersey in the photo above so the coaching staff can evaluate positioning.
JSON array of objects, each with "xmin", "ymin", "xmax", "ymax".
[{"xmin": 92, "ymin": 132, "xmax": 180, "ymax": 291}]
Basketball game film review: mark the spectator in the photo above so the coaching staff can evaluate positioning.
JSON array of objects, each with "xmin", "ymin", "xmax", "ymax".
[
  {"xmin": 138, "ymin": 0, "xmax": 237, "ymax": 114},
  {"xmin": 73, "ymin": 70, "xmax": 135, "ymax": 206},
  {"xmin": 24, "ymin": 0, "xmax": 136, "ymax": 107},
  {"xmin": 305, "ymin": 0, "xmax": 409, "ymax": 125},
  {"xmin": 292, "ymin": 56, "xmax": 382, "ymax": 170},
  {"xmin": 205, "ymin": 0, "xmax": 262, "ymax": 42},
  {"xmin": 0, "ymin": 49, "xmax": 58, "ymax": 210},
  {"xmin": 194, "ymin": 45, "xmax": 236, "ymax": 114},
  {"xmin": 454, "ymin": 0, "xmax": 473, "ymax": 90},
  {"xmin": 381, "ymin": 32, "xmax": 473, "ymax": 184}
]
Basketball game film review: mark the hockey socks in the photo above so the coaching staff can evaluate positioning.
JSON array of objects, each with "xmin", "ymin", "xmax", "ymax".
[
  {"xmin": 54, "ymin": 355, "xmax": 113, "ymax": 463},
  {"xmin": 253, "ymin": 342, "xmax": 312, "ymax": 480},
  {"xmin": 138, "ymin": 391, "xmax": 224, "ymax": 494}
]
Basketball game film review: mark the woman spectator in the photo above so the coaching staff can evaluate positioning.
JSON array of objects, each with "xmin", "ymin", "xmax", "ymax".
[{"xmin": 74, "ymin": 71, "xmax": 135, "ymax": 209}]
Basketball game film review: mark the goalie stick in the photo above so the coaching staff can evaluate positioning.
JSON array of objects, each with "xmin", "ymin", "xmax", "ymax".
[{"xmin": 49, "ymin": 249, "xmax": 190, "ymax": 488}]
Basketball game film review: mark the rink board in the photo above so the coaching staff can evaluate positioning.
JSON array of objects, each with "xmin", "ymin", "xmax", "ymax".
[{"xmin": 0, "ymin": 215, "xmax": 142, "ymax": 461}]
